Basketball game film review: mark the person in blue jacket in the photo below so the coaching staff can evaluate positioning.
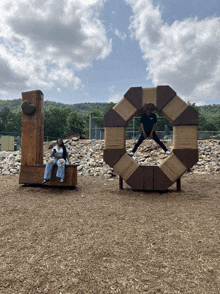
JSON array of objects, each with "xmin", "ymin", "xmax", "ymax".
[{"xmin": 128, "ymin": 103, "xmax": 172, "ymax": 156}]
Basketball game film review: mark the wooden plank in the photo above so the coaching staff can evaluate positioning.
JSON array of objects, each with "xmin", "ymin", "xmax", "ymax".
[
  {"xmin": 156, "ymin": 85, "xmax": 176, "ymax": 111},
  {"xmin": 161, "ymin": 95, "xmax": 188, "ymax": 123},
  {"xmin": 126, "ymin": 166, "xmax": 144, "ymax": 190},
  {"xmin": 173, "ymin": 125, "xmax": 198, "ymax": 149},
  {"xmin": 173, "ymin": 149, "xmax": 199, "ymax": 169},
  {"xmin": 103, "ymin": 149, "xmax": 126, "ymax": 167},
  {"xmin": 19, "ymin": 165, "xmax": 77, "ymax": 186},
  {"xmin": 104, "ymin": 127, "xmax": 126, "ymax": 149},
  {"xmin": 143, "ymin": 166, "xmax": 154, "ymax": 190},
  {"xmin": 113, "ymin": 153, "xmax": 139, "ymax": 181},
  {"xmin": 172, "ymin": 105, "xmax": 199, "ymax": 126},
  {"xmin": 154, "ymin": 166, "xmax": 173, "ymax": 191},
  {"xmin": 124, "ymin": 87, "xmax": 143, "ymax": 111},
  {"xmin": 142, "ymin": 88, "xmax": 157, "ymax": 108},
  {"xmin": 21, "ymin": 90, "xmax": 44, "ymax": 166},
  {"xmin": 159, "ymin": 153, "xmax": 188, "ymax": 183},
  {"xmin": 113, "ymin": 97, "xmax": 138, "ymax": 123},
  {"xmin": 104, "ymin": 108, "xmax": 127, "ymax": 127}
]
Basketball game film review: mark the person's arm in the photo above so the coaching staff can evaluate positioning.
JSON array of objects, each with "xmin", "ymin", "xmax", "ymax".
[
  {"xmin": 141, "ymin": 123, "xmax": 147, "ymax": 138},
  {"xmin": 149, "ymin": 123, "xmax": 156, "ymax": 138}
]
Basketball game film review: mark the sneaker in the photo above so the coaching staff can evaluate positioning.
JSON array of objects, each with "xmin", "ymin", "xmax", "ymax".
[
  {"xmin": 60, "ymin": 179, "xmax": 64, "ymax": 183},
  {"xmin": 128, "ymin": 152, "xmax": 134, "ymax": 157},
  {"xmin": 165, "ymin": 150, "xmax": 172, "ymax": 155},
  {"xmin": 42, "ymin": 179, "xmax": 49, "ymax": 184}
]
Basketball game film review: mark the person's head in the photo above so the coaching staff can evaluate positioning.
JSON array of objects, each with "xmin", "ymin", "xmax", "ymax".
[
  {"xmin": 143, "ymin": 103, "xmax": 155, "ymax": 116},
  {"xmin": 57, "ymin": 139, "xmax": 63, "ymax": 147},
  {"xmin": 57, "ymin": 139, "xmax": 67, "ymax": 160}
]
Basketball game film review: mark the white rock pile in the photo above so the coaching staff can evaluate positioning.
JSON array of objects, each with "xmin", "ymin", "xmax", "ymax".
[{"xmin": 1, "ymin": 138, "xmax": 220, "ymax": 177}]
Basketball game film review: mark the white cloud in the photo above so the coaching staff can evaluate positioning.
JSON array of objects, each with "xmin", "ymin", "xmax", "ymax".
[
  {"xmin": 108, "ymin": 93, "xmax": 122, "ymax": 103},
  {"xmin": 114, "ymin": 29, "xmax": 127, "ymax": 41},
  {"xmin": 0, "ymin": 0, "xmax": 112, "ymax": 95},
  {"xmin": 125, "ymin": 0, "xmax": 220, "ymax": 103}
]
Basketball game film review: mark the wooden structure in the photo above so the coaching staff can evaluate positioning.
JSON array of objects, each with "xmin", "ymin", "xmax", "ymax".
[
  {"xmin": 19, "ymin": 90, "xmax": 77, "ymax": 187},
  {"xmin": 104, "ymin": 86, "xmax": 199, "ymax": 191}
]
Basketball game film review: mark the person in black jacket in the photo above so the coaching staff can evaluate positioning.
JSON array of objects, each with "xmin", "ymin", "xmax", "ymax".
[{"xmin": 128, "ymin": 103, "xmax": 172, "ymax": 156}]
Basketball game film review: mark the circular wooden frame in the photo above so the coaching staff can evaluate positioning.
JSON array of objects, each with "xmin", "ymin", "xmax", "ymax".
[{"xmin": 104, "ymin": 86, "xmax": 199, "ymax": 191}]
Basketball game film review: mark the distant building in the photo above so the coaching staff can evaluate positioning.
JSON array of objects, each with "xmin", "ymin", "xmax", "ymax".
[
  {"xmin": 66, "ymin": 132, "xmax": 81, "ymax": 139},
  {"xmin": 0, "ymin": 136, "xmax": 14, "ymax": 151}
]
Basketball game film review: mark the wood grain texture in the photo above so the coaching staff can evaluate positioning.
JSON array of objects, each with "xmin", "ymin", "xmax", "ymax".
[
  {"xmin": 172, "ymin": 105, "xmax": 199, "ymax": 126},
  {"xmin": 173, "ymin": 149, "xmax": 199, "ymax": 169},
  {"xmin": 104, "ymin": 108, "xmax": 127, "ymax": 127},
  {"xmin": 113, "ymin": 97, "xmax": 138, "ymax": 123},
  {"xmin": 19, "ymin": 165, "xmax": 77, "ymax": 186},
  {"xmin": 153, "ymin": 166, "xmax": 174, "ymax": 191},
  {"xmin": 142, "ymin": 88, "xmax": 157, "ymax": 108},
  {"xmin": 161, "ymin": 95, "xmax": 188, "ymax": 123},
  {"xmin": 124, "ymin": 87, "xmax": 143, "ymax": 111},
  {"xmin": 104, "ymin": 127, "xmax": 126, "ymax": 149},
  {"xmin": 113, "ymin": 153, "xmax": 139, "ymax": 181},
  {"xmin": 103, "ymin": 149, "xmax": 126, "ymax": 167},
  {"xmin": 173, "ymin": 125, "xmax": 198, "ymax": 149},
  {"xmin": 21, "ymin": 90, "xmax": 44, "ymax": 166},
  {"xmin": 159, "ymin": 153, "xmax": 188, "ymax": 183},
  {"xmin": 156, "ymin": 85, "xmax": 176, "ymax": 111}
]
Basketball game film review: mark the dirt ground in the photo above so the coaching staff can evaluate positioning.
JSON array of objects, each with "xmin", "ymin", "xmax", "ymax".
[{"xmin": 1, "ymin": 173, "xmax": 220, "ymax": 294}]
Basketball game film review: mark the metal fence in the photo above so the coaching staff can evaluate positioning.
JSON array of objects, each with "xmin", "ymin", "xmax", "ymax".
[{"xmin": 89, "ymin": 115, "xmax": 220, "ymax": 140}]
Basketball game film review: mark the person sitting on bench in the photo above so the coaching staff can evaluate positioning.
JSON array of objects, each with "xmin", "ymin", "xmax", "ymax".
[
  {"xmin": 128, "ymin": 103, "xmax": 172, "ymax": 156},
  {"xmin": 42, "ymin": 139, "xmax": 70, "ymax": 184}
]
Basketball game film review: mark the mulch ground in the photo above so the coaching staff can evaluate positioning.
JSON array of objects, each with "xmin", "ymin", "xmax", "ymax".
[{"xmin": 1, "ymin": 173, "xmax": 220, "ymax": 294}]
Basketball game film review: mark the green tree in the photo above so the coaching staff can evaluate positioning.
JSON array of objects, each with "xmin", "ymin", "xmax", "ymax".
[
  {"xmin": 0, "ymin": 107, "xmax": 11, "ymax": 132},
  {"xmin": 204, "ymin": 121, "xmax": 217, "ymax": 131},
  {"xmin": 65, "ymin": 111, "xmax": 85, "ymax": 136},
  {"xmin": 44, "ymin": 108, "xmax": 72, "ymax": 139},
  {"xmin": 102, "ymin": 102, "xmax": 116, "ymax": 115}
]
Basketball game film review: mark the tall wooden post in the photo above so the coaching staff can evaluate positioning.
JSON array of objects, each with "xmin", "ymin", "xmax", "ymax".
[{"xmin": 21, "ymin": 90, "xmax": 44, "ymax": 166}]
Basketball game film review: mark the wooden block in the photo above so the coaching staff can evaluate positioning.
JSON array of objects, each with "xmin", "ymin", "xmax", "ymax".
[
  {"xmin": 161, "ymin": 95, "xmax": 188, "ymax": 123},
  {"xmin": 142, "ymin": 88, "xmax": 157, "ymax": 107},
  {"xmin": 172, "ymin": 105, "xmax": 199, "ymax": 126},
  {"xmin": 126, "ymin": 166, "xmax": 144, "ymax": 190},
  {"xmin": 104, "ymin": 108, "xmax": 127, "ymax": 127},
  {"xmin": 113, "ymin": 153, "xmax": 139, "ymax": 181},
  {"xmin": 159, "ymin": 153, "xmax": 188, "ymax": 183},
  {"xmin": 173, "ymin": 125, "xmax": 198, "ymax": 149},
  {"xmin": 104, "ymin": 127, "xmax": 126, "ymax": 149},
  {"xmin": 19, "ymin": 165, "xmax": 77, "ymax": 186},
  {"xmin": 103, "ymin": 149, "xmax": 126, "ymax": 167},
  {"xmin": 143, "ymin": 166, "xmax": 154, "ymax": 190},
  {"xmin": 173, "ymin": 149, "xmax": 199, "ymax": 169},
  {"xmin": 113, "ymin": 97, "xmax": 138, "ymax": 122},
  {"xmin": 124, "ymin": 87, "xmax": 143, "ymax": 111},
  {"xmin": 154, "ymin": 166, "xmax": 173, "ymax": 191},
  {"xmin": 21, "ymin": 90, "xmax": 44, "ymax": 166},
  {"xmin": 156, "ymin": 85, "xmax": 176, "ymax": 111}
]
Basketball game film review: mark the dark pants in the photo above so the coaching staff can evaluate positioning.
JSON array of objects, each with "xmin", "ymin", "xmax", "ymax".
[{"xmin": 132, "ymin": 131, "xmax": 168, "ymax": 154}]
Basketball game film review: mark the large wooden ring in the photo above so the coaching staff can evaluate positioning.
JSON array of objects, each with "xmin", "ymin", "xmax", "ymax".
[{"xmin": 104, "ymin": 86, "xmax": 199, "ymax": 190}]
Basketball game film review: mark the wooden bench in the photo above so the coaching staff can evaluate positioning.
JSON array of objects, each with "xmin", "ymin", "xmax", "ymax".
[{"xmin": 19, "ymin": 164, "xmax": 78, "ymax": 186}]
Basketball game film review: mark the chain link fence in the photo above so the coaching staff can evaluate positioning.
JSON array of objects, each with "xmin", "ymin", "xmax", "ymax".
[{"xmin": 89, "ymin": 115, "xmax": 220, "ymax": 141}]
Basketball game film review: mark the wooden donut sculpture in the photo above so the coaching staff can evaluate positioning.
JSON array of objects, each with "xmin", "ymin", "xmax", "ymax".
[{"xmin": 104, "ymin": 86, "xmax": 199, "ymax": 191}]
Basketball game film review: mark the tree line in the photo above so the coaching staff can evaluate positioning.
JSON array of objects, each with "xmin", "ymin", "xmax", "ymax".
[{"xmin": 0, "ymin": 101, "xmax": 220, "ymax": 140}]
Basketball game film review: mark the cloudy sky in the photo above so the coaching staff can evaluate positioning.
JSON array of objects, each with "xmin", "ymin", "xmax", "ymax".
[{"xmin": 0, "ymin": 0, "xmax": 220, "ymax": 106}]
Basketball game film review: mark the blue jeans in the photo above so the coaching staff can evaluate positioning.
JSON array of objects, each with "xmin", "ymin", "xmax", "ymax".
[{"xmin": 44, "ymin": 158, "xmax": 66, "ymax": 180}]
